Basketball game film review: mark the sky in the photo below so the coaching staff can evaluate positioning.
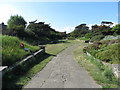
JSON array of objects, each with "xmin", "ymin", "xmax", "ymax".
[{"xmin": 0, "ymin": 1, "xmax": 119, "ymax": 33}]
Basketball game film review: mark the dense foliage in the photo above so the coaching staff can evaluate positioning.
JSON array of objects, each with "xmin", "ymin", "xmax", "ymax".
[
  {"xmin": 26, "ymin": 22, "xmax": 66, "ymax": 40},
  {"xmin": 68, "ymin": 24, "xmax": 89, "ymax": 38},
  {"xmin": 69, "ymin": 23, "xmax": 120, "ymax": 42},
  {"xmin": 84, "ymin": 39, "xmax": 120, "ymax": 64},
  {"xmin": 3, "ymin": 15, "xmax": 67, "ymax": 45},
  {"xmin": 7, "ymin": 15, "xmax": 27, "ymax": 37}
]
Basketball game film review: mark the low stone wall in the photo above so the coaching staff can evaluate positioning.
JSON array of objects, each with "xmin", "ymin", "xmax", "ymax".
[
  {"xmin": 0, "ymin": 66, "xmax": 7, "ymax": 90},
  {"xmin": 1, "ymin": 48, "xmax": 45, "ymax": 78},
  {"xmin": 86, "ymin": 52, "xmax": 120, "ymax": 79}
]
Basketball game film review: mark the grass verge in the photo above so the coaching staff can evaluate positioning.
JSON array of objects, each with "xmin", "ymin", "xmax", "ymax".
[
  {"xmin": 2, "ymin": 35, "xmax": 39, "ymax": 66},
  {"xmin": 73, "ymin": 41, "xmax": 119, "ymax": 88}
]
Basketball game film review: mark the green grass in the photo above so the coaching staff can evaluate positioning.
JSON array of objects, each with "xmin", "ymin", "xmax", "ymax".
[
  {"xmin": 3, "ymin": 39, "xmax": 81, "ymax": 89},
  {"xmin": 85, "ymin": 39, "xmax": 120, "ymax": 64},
  {"xmin": 95, "ymin": 43, "xmax": 120, "ymax": 64},
  {"xmin": 77, "ymin": 37, "xmax": 90, "ymax": 40},
  {"xmin": 1, "ymin": 35, "xmax": 39, "ymax": 66},
  {"xmin": 73, "ymin": 41, "xmax": 119, "ymax": 88}
]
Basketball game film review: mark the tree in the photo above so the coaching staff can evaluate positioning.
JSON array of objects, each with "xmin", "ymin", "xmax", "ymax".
[
  {"xmin": 69, "ymin": 24, "xmax": 89, "ymax": 38},
  {"xmin": 7, "ymin": 15, "xmax": 27, "ymax": 37}
]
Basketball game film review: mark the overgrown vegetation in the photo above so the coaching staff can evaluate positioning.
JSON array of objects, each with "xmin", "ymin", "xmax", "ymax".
[
  {"xmin": 73, "ymin": 41, "xmax": 119, "ymax": 88},
  {"xmin": 68, "ymin": 23, "xmax": 120, "ymax": 42},
  {"xmin": 2, "ymin": 35, "xmax": 39, "ymax": 66},
  {"xmin": 3, "ymin": 15, "xmax": 67, "ymax": 45},
  {"xmin": 84, "ymin": 39, "xmax": 120, "ymax": 64}
]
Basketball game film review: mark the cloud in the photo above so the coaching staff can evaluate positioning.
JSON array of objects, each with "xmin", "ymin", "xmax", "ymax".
[
  {"xmin": 53, "ymin": 26, "xmax": 75, "ymax": 33},
  {"xmin": 87, "ymin": 24, "xmax": 93, "ymax": 30},
  {"xmin": 87, "ymin": 22, "xmax": 118, "ymax": 29},
  {"xmin": 111, "ymin": 22, "xmax": 118, "ymax": 27},
  {"xmin": 63, "ymin": 26, "xmax": 75, "ymax": 33}
]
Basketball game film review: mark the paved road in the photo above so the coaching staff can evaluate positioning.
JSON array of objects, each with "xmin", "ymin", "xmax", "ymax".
[{"xmin": 24, "ymin": 44, "xmax": 101, "ymax": 88}]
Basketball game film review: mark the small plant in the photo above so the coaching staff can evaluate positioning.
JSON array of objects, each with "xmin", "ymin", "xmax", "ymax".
[
  {"xmin": 91, "ymin": 35, "xmax": 104, "ymax": 42},
  {"xmin": 103, "ymin": 66, "xmax": 113, "ymax": 81}
]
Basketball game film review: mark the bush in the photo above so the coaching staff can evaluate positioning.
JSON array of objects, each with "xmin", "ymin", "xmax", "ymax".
[
  {"xmin": 68, "ymin": 37, "xmax": 75, "ymax": 40},
  {"xmin": 112, "ymin": 24, "xmax": 120, "ymax": 35},
  {"xmin": 85, "ymin": 33, "xmax": 93, "ymax": 39},
  {"xmin": 91, "ymin": 35, "xmax": 104, "ymax": 41}
]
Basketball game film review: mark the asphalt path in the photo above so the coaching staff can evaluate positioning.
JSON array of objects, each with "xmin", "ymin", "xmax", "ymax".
[{"xmin": 24, "ymin": 44, "xmax": 101, "ymax": 88}]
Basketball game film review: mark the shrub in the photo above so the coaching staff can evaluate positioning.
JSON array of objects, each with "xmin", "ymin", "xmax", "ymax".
[
  {"xmin": 85, "ymin": 33, "xmax": 93, "ymax": 39},
  {"xmin": 91, "ymin": 35, "xmax": 104, "ymax": 41},
  {"xmin": 112, "ymin": 24, "xmax": 120, "ymax": 35},
  {"xmin": 68, "ymin": 37, "xmax": 75, "ymax": 40}
]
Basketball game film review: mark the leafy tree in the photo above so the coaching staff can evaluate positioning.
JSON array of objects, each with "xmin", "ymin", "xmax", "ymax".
[
  {"xmin": 69, "ymin": 24, "xmax": 89, "ymax": 38},
  {"xmin": 7, "ymin": 15, "xmax": 27, "ymax": 37},
  {"xmin": 26, "ymin": 22, "xmax": 65, "ymax": 40}
]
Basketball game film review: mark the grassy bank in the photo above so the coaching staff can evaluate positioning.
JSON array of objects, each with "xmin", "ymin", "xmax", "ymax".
[
  {"xmin": 3, "ymin": 39, "xmax": 80, "ymax": 89},
  {"xmin": 73, "ymin": 41, "xmax": 119, "ymax": 88},
  {"xmin": 2, "ymin": 35, "xmax": 39, "ymax": 66},
  {"xmin": 84, "ymin": 39, "xmax": 120, "ymax": 64}
]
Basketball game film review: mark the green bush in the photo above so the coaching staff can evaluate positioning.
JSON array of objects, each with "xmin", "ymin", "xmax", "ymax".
[
  {"xmin": 85, "ymin": 33, "xmax": 93, "ymax": 39},
  {"xmin": 68, "ymin": 37, "xmax": 75, "ymax": 40},
  {"xmin": 91, "ymin": 35, "xmax": 104, "ymax": 41},
  {"xmin": 112, "ymin": 24, "xmax": 120, "ymax": 35}
]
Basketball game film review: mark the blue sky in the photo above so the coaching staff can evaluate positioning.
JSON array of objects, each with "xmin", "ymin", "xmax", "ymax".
[{"xmin": 0, "ymin": 1, "xmax": 118, "ymax": 33}]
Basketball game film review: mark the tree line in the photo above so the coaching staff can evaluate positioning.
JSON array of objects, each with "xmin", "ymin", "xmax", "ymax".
[
  {"xmin": 3, "ymin": 15, "xmax": 67, "ymax": 45},
  {"xmin": 68, "ymin": 23, "xmax": 120, "ymax": 41}
]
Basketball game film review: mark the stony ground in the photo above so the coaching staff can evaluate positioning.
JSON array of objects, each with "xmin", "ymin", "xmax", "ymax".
[{"xmin": 24, "ymin": 44, "xmax": 101, "ymax": 88}]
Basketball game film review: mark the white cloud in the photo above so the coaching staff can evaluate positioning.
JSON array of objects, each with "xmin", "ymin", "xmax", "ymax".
[
  {"xmin": 0, "ymin": 4, "xmax": 19, "ymax": 24},
  {"xmin": 87, "ymin": 22, "xmax": 118, "ymax": 29},
  {"xmin": 87, "ymin": 24, "xmax": 93, "ymax": 30},
  {"xmin": 111, "ymin": 22, "xmax": 118, "ymax": 27},
  {"xmin": 52, "ymin": 26, "xmax": 75, "ymax": 33},
  {"xmin": 63, "ymin": 26, "xmax": 75, "ymax": 33}
]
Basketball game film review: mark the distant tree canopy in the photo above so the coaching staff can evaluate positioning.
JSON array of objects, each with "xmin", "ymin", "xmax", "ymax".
[
  {"xmin": 7, "ymin": 15, "xmax": 27, "ymax": 28},
  {"xmin": 25, "ymin": 21, "xmax": 66, "ymax": 40},
  {"xmin": 69, "ymin": 24, "xmax": 89, "ymax": 38},
  {"xmin": 68, "ymin": 23, "xmax": 120, "ymax": 41},
  {"xmin": 7, "ymin": 15, "xmax": 27, "ymax": 37}
]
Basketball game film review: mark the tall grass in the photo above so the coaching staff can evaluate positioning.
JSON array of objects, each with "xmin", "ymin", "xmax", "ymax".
[
  {"xmin": 73, "ymin": 41, "xmax": 119, "ymax": 88},
  {"xmin": 2, "ymin": 35, "xmax": 39, "ymax": 66},
  {"xmin": 85, "ymin": 40, "xmax": 120, "ymax": 64}
]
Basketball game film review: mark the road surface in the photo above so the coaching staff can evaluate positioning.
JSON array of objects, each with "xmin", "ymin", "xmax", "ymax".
[{"xmin": 24, "ymin": 44, "xmax": 101, "ymax": 88}]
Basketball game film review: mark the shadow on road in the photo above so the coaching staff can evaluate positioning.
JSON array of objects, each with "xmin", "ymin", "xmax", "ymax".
[{"xmin": 2, "ymin": 52, "xmax": 54, "ymax": 89}]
